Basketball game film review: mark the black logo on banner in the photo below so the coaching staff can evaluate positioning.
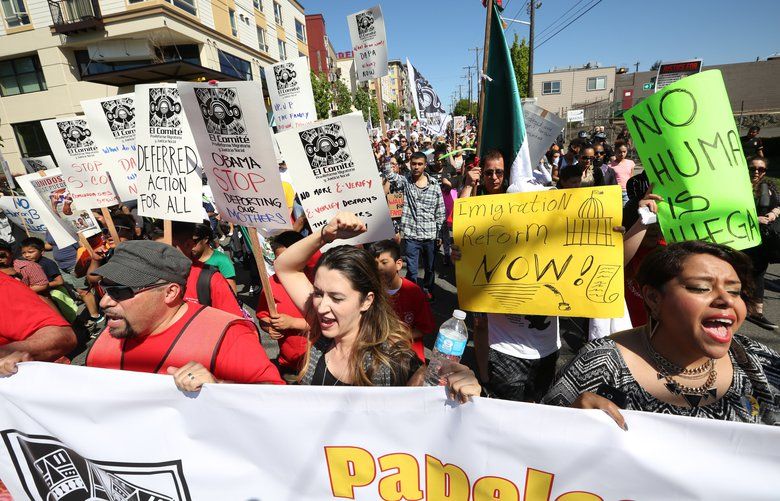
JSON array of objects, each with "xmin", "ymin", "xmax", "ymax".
[
  {"xmin": 58, "ymin": 120, "xmax": 94, "ymax": 153},
  {"xmin": 195, "ymin": 87, "xmax": 246, "ymax": 136},
  {"xmin": 274, "ymin": 63, "xmax": 299, "ymax": 95},
  {"xmin": 413, "ymin": 67, "xmax": 444, "ymax": 115},
  {"xmin": 1, "ymin": 430, "xmax": 192, "ymax": 501},
  {"xmin": 299, "ymin": 123, "xmax": 351, "ymax": 171},
  {"xmin": 149, "ymin": 88, "xmax": 183, "ymax": 128},
  {"xmin": 101, "ymin": 97, "xmax": 135, "ymax": 137},
  {"xmin": 355, "ymin": 11, "xmax": 376, "ymax": 39}
]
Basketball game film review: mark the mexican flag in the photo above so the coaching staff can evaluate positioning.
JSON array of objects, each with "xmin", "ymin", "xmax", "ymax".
[{"xmin": 479, "ymin": 2, "xmax": 536, "ymax": 191}]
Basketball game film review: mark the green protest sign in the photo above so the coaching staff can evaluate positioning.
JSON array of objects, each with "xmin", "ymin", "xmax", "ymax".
[{"xmin": 624, "ymin": 70, "xmax": 760, "ymax": 250}]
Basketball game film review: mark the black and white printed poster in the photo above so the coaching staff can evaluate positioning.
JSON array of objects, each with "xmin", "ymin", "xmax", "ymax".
[
  {"xmin": 135, "ymin": 84, "xmax": 203, "ymax": 223},
  {"xmin": 406, "ymin": 59, "xmax": 451, "ymax": 136},
  {"xmin": 178, "ymin": 81, "xmax": 291, "ymax": 232},
  {"xmin": 264, "ymin": 57, "xmax": 317, "ymax": 131},
  {"xmin": 82, "ymin": 94, "xmax": 138, "ymax": 202},
  {"xmin": 275, "ymin": 113, "xmax": 393, "ymax": 246},
  {"xmin": 347, "ymin": 5, "xmax": 388, "ymax": 81},
  {"xmin": 21, "ymin": 156, "xmax": 57, "ymax": 174}
]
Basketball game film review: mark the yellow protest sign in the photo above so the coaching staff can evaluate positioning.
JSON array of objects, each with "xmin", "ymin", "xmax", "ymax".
[{"xmin": 454, "ymin": 186, "xmax": 625, "ymax": 318}]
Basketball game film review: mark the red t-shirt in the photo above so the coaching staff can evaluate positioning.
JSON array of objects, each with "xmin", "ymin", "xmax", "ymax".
[
  {"xmin": 257, "ymin": 273, "xmax": 308, "ymax": 372},
  {"xmin": 388, "ymin": 278, "xmax": 435, "ymax": 362},
  {"xmin": 0, "ymin": 272, "xmax": 70, "ymax": 345},
  {"xmin": 185, "ymin": 262, "xmax": 244, "ymax": 317},
  {"xmin": 90, "ymin": 302, "xmax": 284, "ymax": 384}
]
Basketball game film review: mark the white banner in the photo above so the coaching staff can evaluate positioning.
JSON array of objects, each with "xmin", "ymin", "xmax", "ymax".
[
  {"xmin": 0, "ymin": 363, "xmax": 778, "ymax": 500},
  {"xmin": 0, "ymin": 196, "xmax": 47, "ymax": 235},
  {"xmin": 21, "ymin": 156, "xmax": 57, "ymax": 174},
  {"xmin": 275, "ymin": 113, "xmax": 394, "ymax": 245},
  {"xmin": 347, "ymin": 5, "xmax": 389, "ymax": 82},
  {"xmin": 264, "ymin": 57, "xmax": 317, "ymax": 131},
  {"xmin": 81, "ymin": 94, "xmax": 138, "ymax": 202},
  {"xmin": 40, "ymin": 117, "xmax": 120, "ymax": 209},
  {"xmin": 523, "ymin": 102, "xmax": 565, "ymax": 164},
  {"xmin": 566, "ymin": 109, "xmax": 584, "ymax": 122},
  {"xmin": 0, "ymin": 150, "xmax": 14, "ymax": 189},
  {"xmin": 178, "ymin": 81, "xmax": 292, "ymax": 232},
  {"xmin": 135, "ymin": 83, "xmax": 203, "ymax": 223},
  {"xmin": 15, "ymin": 169, "xmax": 100, "ymax": 247},
  {"xmin": 407, "ymin": 59, "xmax": 451, "ymax": 136}
]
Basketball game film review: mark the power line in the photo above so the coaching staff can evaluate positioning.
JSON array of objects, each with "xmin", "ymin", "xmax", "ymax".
[
  {"xmin": 534, "ymin": 0, "xmax": 588, "ymax": 40},
  {"xmin": 535, "ymin": 0, "xmax": 603, "ymax": 49}
]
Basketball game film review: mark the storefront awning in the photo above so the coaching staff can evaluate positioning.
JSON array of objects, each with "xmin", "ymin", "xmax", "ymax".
[{"xmin": 81, "ymin": 61, "xmax": 241, "ymax": 86}]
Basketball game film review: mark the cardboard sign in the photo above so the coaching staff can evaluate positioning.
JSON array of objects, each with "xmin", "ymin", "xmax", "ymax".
[
  {"xmin": 387, "ymin": 192, "xmax": 403, "ymax": 218},
  {"xmin": 178, "ymin": 81, "xmax": 291, "ymax": 232},
  {"xmin": 40, "ymin": 117, "xmax": 120, "ymax": 209},
  {"xmin": 454, "ymin": 186, "xmax": 624, "ymax": 317},
  {"xmin": 81, "ymin": 94, "xmax": 138, "ymax": 201},
  {"xmin": 624, "ymin": 70, "xmax": 759, "ymax": 250},
  {"xmin": 276, "ymin": 113, "xmax": 394, "ymax": 245},
  {"xmin": 523, "ymin": 102, "xmax": 565, "ymax": 164},
  {"xmin": 264, "ymin": 57, "xmax": 317, "ymax": 131},
  {"xmin": 21, "ymin": 156, "xmax": 56, "ymax": 173},
  {"xmin": 0, "ymin": 196, "xmax": 47, "ymax": 235},
  {"xmin": 347, "ymin": 5, "xmax": 389, "ymax": 81},
  {"xmin": 135, "ymin": 83, "xmax": 203, "ymax": 223}
]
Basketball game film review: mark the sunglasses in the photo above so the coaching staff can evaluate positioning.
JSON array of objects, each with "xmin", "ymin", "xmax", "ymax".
[
  {"xmin": 99, "ymin": 280, "xmax": 168, "ymax": 301},
  {"xmin": 595, "ymin": 151, "xmax": 605, "ymax": 155},
  {"xmin": 483, "ymin": 169, "xmax": 504, "ymax": 178},
  {"xmin": 579, "ymin": 156, "xmax": 595, "ymax": 161},
  {"xmin": 749, "ymin": 167, "xmax": 767, "ymax": 173}
]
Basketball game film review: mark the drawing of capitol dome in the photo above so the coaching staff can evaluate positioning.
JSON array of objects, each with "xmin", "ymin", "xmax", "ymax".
[{"xmin": 566, "ymin": 190, "xmax": 613, "ymax": 247}]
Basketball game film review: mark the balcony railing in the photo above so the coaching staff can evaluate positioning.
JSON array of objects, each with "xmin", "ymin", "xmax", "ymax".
[{"xmin": 48, "ymin": 0, "xmax": 103, "ymax": 34}]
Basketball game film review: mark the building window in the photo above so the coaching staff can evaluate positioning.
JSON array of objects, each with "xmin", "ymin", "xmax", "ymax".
[
  {"xmin": 133, "ymin": 0, "xmax": 197, "ymax": 16},
  {"xmin": 542, "ymin": 80, "xmax": 561, "ymax": 95},
  {"xmin": 74, "ymin": 45, "xmax": 200, "ymax": 78},
  {"xmin": 253, "ymin": 0, "xmax": 262, "ymax": 11},
  {"xmin": 1, "ymin": 0, "xmax": 30, "ymax": 27},
  {"xmin": 277, "ymin": 39, "xmax": 287, "ymax": 61},
  {"xmin": 0, "ymin": 55, "xmax": 47, "ymax": 96},
  {"xmin": 273, "ymin": 1, "xmax": 281, "ymax": 24},
  {"xmin": 218, "ymin": 50, "xmax": 252, "ymax": 80},
  {"xmin": 12, "ymin": 121, "xmax": 52, "ymax": 158},
  {"xmin": 257, "ymin": 26, "xmax": 267, "ymax": 52},
  {"xmin": 295, "ymin": 19, "xmax": 306, "ymax": 42},
  {"xmin": 587, "ymin": 75, "xmax": 607, "ymax": 91},
  {"xmin": 229, "ymin": 9, "xmax": 237, "ymax": 36}
]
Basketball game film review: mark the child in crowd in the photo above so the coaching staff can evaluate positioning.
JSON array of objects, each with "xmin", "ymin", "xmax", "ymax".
[{"xmin": 20, "ymin": 237, "xmax": 78, "ymax": 322}]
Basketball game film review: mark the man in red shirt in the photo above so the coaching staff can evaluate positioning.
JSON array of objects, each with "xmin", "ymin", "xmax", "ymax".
[{"xmin": 371, "ymin": 240, "xmax": 435, "ymax": 362}]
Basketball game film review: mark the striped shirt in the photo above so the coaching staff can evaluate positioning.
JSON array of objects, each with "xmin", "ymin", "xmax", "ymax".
[{"xmin": 384, "ymin": 165, "xmax": 445, "ymax": 241}]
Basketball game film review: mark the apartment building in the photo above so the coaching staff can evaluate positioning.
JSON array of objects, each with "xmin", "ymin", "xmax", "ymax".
[
  {"xmin": 532, "ymin": 64, "xmax": 616, "ymax": 118},
  {"xmin": 335, "ymin": 50, "xmax": 356, "ymax": 94},
  {"xmin": 305, "ymin": 13, "xmax": 337, "ymax": 83},
  {"xmin": 0, "ymin": 0, "xmax": 307, "ymax": 174},
  {"xmin": 366, "ymin": 59, "xmax": 408, "ymax": 112}
]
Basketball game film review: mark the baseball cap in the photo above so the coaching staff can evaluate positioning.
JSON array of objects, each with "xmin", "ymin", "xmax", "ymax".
[{"xmin": 91, "ymin": 240, "xmax": 191, "ymax": 287}]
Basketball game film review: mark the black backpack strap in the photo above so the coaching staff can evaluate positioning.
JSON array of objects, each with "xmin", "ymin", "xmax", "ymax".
[{"xmin": 196, "ymin": 265, "xmax": 218, "ymax": 307}]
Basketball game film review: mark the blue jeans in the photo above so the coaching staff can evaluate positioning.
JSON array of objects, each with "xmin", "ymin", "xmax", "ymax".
[{"xmin": 404, "ymin": 239, "xmax": 436, "ymax": 295}]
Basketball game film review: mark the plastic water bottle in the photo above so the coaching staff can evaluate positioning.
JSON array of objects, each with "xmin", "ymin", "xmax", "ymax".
[{"xmin": 424, "ymin": 310, "xmax": 468, "ymax": 386}]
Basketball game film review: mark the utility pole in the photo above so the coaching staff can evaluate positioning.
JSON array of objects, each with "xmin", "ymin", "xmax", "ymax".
[
  {"xmin": 468, "ymin": 48, "xmax": 480, "ymax": 115},
  {"xmin": 634, "ymin": 61, "xmax": 640, "ymax": 73},
  {"xmin": 527, "ymin": 1, "xmax": 536, "ymax": 97},
  {"xmin": 463, "ymin": 65, "xmax": 475, "ymax": 115},
  {"xmin": 457, "ymin": 84, "xmax": 463, "ymax": 102}
]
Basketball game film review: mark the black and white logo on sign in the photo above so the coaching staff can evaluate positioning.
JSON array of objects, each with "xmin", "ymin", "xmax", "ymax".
[
  {"xmin": 1, "ymin": 430, "xmax": 192, "ymax": 501},
  {"xmin": 149, "ymin": 88, "xmax": 183, "ymax": 129},
  {"xmin": 299, "ymin": 123, "xmax": 351, "ymax": 172},
  {"xmin": 355, "ymin": 10, "xmax": 376, "ymax": 40},
  {"xmin": 57, "ymin": 120, "xmax": 95, "ymax": 153},
  {"xmin": 413, "ymin": 67, "xmax": 444, "ymax": 115},
  {"xmin": 274, "ymin": 63, "xmax": 299, "ymax": 95},
  {"xmin": 101, "ymin": 97, "xmax": 135, "ymax": 137},
  {"xmin": 195, "ymin": 87, "xmax": 246, "ymax": 136}
]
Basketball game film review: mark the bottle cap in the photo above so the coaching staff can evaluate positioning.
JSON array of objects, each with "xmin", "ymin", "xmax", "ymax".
[{"xmin": 452, "ymin": 309, "xmax": 466, "ymax": 320}]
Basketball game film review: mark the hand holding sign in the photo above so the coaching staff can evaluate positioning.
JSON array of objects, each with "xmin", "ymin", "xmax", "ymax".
[{"xmin": 321, "ymin": 212, "xmax": 368, "ymax": 243}]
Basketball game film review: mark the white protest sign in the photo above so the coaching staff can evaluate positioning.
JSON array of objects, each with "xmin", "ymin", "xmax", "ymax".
[
  {"xmin": 566, "ymin": 109, "xmax": 584, "ymax": 122},
  {"xmin": 0, "ymin": 196, "xmax": 47, "ymax": 235},
  {"xmin": 348, "ymin": 5, "xmax": 389, "ymax": 81},
  {"xmin": 264, "ymin": 57, "xmax": 317, "ymax": 131},
  {"xmin": 81, "ymin": 94, "xmax": 138, "ymax": 202},
  {"xmin": 178, "ymin": 81, "xmax": 291, "ymax": 231},
  {"xmin": 0, "ymin": 151, "xmax": 14, "ymax": 189},
  {"xmin": 15, "ymin": 169, "xmax": 101, "ymax": 247},
  {"xmin": 655, "ymin": 58, "xmax": 703, "ymax": 92},
  {"xmin": 135, "ymin": 83, "xmax": 203, "ymax": 223},
  {"xmin": 276, "ymin": 113, "xmax": 394, "ymax": 245},
  {"xmin": 454, "ymin": 115, "xmax": 466, "ymax": 132},
  {"xmin": 0, "ymin": 363, "xmax": 778, "ymax": 500},
  {"xmin": 523, "ymin": 102, "xmax": 566, "ymax": 164},
  {"xmin": 21, "ymin": 155, "xmax": 57, "ymax": 173},
  {"xmin": 40, "ymin": 117, "xmax": 120, "ymax": 209}
]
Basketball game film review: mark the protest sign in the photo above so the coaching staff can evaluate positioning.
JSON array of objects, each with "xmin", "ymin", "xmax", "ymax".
[
  {"xmin": 407, "ymin": 60, "xmax": 451, "ymax": 136},
  {"xmin": 135, "ymin": 83, "xmax": 203, "ymax": 223},
  {"xmin": 264, "ymin": 57, "xmax": 317, "ymax": 131},
  {"xmin": 178, "ymin": 81, "xmax": 291, "ymax": 231},
  {"xmin": 387, "ymin": 192, "xmax": 403, "ymax": 218},
  {"xmin": 566, "ymin": 109, "xmax": 584, "ymax": 122},
  {"xmin": 21, "ymin": 155, "xmax": 56, "ymax": 173},
  {"xmin": 0, "ymin": 151, "xmax": 14, "ymax": 189},
  {"xmin": 81, "ymin": 94, "xmax": 138, "ymax": 201},
  {"xmin": 276, "ymin": 113, "xmax": 394, "ymax": 245},
  {"xmin": 523, "ymin": 102, "xmax": 565, "ymax": 165},
  {"xmin": 40, "ymin": 117, "xmax": 120, "ymax": 209},
  {"xmin": 15, "ymin": 169, "xmax": 100, "ymax": 247},
  {"xmin": 655, "ymin": 59, "xmax": 702, "ymax": 92},
  {"xmin": 453, "ymin": 115, "xmax": 466, "ymax": 132},
  {"xmin": 454, "ymin": 186, "xmax": 624, "ymax": 317},
  {"xmin": 0, "ymin": 363, "xmax": 778, "ymax": 500},
  {"xmin": 0, "ymin": 196, "xmax": 47, "ymax": 235},
  {"xmin": 347, "ymin": 5, "xmax": 388, "ymax": 81},
  {"xmin": 624, "ymin": 70, "xmax": 759, "ymax": 251}
]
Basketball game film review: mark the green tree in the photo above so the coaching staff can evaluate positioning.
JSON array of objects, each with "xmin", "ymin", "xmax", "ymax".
[
  {"xmin": 353, "ymin": 87, "xmax": 371, "ymax": 122},
  {"xmin": 311, "ymin": 71, "xmax": 333, "ymax": 119},
  {"xmin": 333, "ymin": 79, "xmax": 353, "ymax": 116},
  {"xmin": 385, "ymin": 102, "xmax": 400, "ymax": 122},
  {"xmin": 650, "ymin": 60, "xmax": 662, "ymax": 71},
  {"xmin": 453, "ymin": 98, "xmax": 474, "ymax": 117},
  {"xmin": 510, "ymin": 33, "xmax": 529, "ymax": 98}
]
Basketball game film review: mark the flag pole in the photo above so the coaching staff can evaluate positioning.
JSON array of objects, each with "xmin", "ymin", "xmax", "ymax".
[{"xmin": 476, "ymin": 0, "xmax": 494, "ymax": 156}]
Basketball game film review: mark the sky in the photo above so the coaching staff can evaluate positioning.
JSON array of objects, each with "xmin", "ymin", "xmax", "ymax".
[{"xmin": 302, "ymin": 0, "xmax": 780, "ymax": 112}]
